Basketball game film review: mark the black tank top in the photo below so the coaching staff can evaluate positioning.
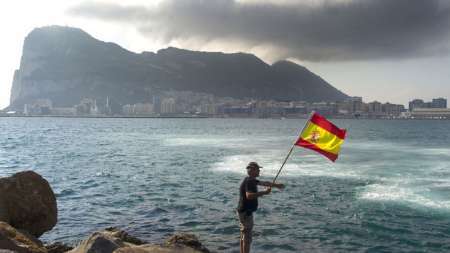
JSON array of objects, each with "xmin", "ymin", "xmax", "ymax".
[{"xmin": 237, "ymin": 177, "xmax": 259, "ymax": 214}]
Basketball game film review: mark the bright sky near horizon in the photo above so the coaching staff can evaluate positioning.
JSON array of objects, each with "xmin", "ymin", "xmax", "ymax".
[{"xmin": 1, "ymin": 0, "xmax": 449, "ymax": 110}]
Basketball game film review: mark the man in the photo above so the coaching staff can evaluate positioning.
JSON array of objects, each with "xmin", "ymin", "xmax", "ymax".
[{"xmin": 237, "ymin": 162, "xmax": 285, "ymax": 253}]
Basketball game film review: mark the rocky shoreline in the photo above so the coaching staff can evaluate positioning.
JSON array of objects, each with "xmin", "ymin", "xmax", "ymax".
[{"xmin": 0, "ymin": 171, "xmax": 213, "ymax": 253}]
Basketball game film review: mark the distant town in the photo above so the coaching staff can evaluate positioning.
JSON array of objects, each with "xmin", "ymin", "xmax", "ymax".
[{"xmin": 1, "ymin": 91, "xmax": 449, "ymax": 119}]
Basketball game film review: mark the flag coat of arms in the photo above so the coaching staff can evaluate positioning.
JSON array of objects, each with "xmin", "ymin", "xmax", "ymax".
[{"xmin": 295, "ymin": 113, "xmax": 346, "ymax": 162}]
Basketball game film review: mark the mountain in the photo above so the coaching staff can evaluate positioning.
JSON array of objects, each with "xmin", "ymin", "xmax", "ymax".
[{"xmin": 8, "ymin": 26, "xmax": 349, "ymax": 110}]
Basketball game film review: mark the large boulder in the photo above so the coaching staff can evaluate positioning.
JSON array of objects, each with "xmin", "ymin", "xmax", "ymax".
[
  {"xmin": 0, "ymin": 221, "xmax": 47, "ymax": 253},
  {"xmin": 114, "ymin": 245, "xmax": 203, "ymax": 253},
  {"xmin": 164, "ymin": 234, "xmax": 210, "ymax": 253},
  {"xmin": 68, "ymin": 228, "xmax": 139, "ymax": 253},
  {"xmin": 45, "ymin": 242, "xmax": 73, "ymax": 253},
  {"xmin": 115, "ymin": 233, "xmax": 211, "ymax": 253},
  {"xmin": 70, "ymin": 229, "xmax": 210, "ymax": 253},
  {"xmin": 0, "ymin": 171, "xmax": 57, "ymax": 238},
  {"xmin": 103, "ymin": 228, "xmax": 145, "ymax": 246}
]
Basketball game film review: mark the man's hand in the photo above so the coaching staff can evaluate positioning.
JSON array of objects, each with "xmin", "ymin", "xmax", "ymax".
[
  {"xmin": 258, "ymin": 181, "xmax": 286, "ymax": 190},
  {"xmin": 264, "ymin": 187, "xmax": 272, "ymax": 195}
]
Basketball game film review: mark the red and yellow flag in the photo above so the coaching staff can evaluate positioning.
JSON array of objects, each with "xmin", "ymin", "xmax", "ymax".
[{"xmin": 295, "ymin": 113, "xmax": 346, "ymax": 162}]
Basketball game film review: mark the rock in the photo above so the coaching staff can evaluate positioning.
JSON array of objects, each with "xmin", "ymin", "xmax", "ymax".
[
  {"xmin": 0, "ymin": 221, "xmax": 47, "ymax": 253},
  {"xmin": 44, "ymin": 242, "xmax": 73, "ymax": 253},
  {"xmin": 165, "ymin": 234, "xmax": 210, "ymax": 253},
  {"xmin": 114, "ymin": 244, "xmax": 202, "ymax": 253},
  {"xmin": 0, "ymin": 171, "xmax": 57, "ymax": 238},
  {"xmin": 68, "ymin": 229, "xmax": 133, "ymax": 253},
  {"xmin": 0, "ymin": 250, "xmax": 19, "ymax": 253},
  {"xmin": 104, "ymin": 228, "xmax": 145, "ymax": 246},
  {"xmin": 70, "ymin": 229, "xmax": 210, "ymax": 253}
]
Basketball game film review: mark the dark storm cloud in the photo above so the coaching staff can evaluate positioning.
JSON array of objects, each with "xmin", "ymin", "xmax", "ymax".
[{"xmin": 68, "ymin": 0, "xmax": 450, "ymax": 61}]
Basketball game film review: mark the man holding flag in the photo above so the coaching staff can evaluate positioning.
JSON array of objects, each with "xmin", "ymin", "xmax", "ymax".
[
  {"xmin": 237, "ymin": 161, "xmax": 285, "ymax": 253},
  {"xmin": 237, "ymin": 112, "xmax": 346, "ymax": 253}
]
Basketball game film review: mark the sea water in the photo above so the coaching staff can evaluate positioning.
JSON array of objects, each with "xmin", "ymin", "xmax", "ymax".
[{"xmin": 1, "ymin": 117, "xmax": 450, "ymax": 252}]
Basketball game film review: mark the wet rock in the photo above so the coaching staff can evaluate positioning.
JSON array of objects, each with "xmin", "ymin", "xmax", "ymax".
[
  {"xmin": 70, "ymin": 229, "xmax": 210, "ymax": 253},
  {"xmin": 68, "ymin": 229, "xmax": 138, "ymax": 253},
  {"xmin": 114, "ymin": 244, "xmax": 202, "ymax": 253},
  {"xmin": 165, "ymin": 234, "xmax": 210, "ymax": 253},
  {"xmin": 0, "ymin": 250, "xmax": 19, "ymax": 253},
  {"xmin": 0, "ymin": 171, "xmax": 57, "ymax": 238},
  {"xmin": 104, "ymin": 228, "xmax": 145, "ymax": 245},
  {"xmin": 44, "ymin": 242, "xmax": 73, "ymax": 253},
  {"xmin": 0, "ymin": 222, "xmax": 47, "ymax": 253}
]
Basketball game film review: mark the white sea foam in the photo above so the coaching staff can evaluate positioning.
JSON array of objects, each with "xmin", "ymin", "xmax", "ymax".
[
  {"xmin": 161, "ymin": 135, "xmax": 292, "ymax": 150},
  {"xmin": 348, "ymin": 141, "xmax": 450, "ymax": 157},
  {"xmin": 420, "ymin": 148, "xmax": 450, "ymax": 157},
  {"xmin": 199, "ymin": 133, "xmax": 450, "ymax": 212},
  {"xmin": 163, "ymin": 137, "xmax": 250, "ymax": 148},
  {"xmin": 211, "ymin": 151, "xmax": 362, "ymax": 179},
  {"xmin": 358, "ymin": 183, "xmax": 450, "ymax": 210}
]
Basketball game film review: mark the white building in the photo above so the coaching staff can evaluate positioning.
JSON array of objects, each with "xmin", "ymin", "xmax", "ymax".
[
  {"xmin": 160, "ymin": 98, "xmax": 176, "ymax": 114},
  {"xmin": 410, "ymin": 108, "xmax": 450, "ymax": 119}
]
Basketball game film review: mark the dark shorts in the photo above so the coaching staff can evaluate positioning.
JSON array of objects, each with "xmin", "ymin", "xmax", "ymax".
[{"xmin": 237, "ymin": 210, "xmax": 254, "ymax": 244}]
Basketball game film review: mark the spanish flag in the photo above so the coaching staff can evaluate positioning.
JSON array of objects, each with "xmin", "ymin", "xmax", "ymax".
[{"xmin": 295, "ymin": 112, "xmax": 346, "ymax": 162}]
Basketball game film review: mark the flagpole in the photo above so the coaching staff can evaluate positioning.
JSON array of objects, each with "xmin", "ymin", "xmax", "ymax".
[{"xmin": 271, "ymin": 111, "xmax": 315, "ymax": 187}]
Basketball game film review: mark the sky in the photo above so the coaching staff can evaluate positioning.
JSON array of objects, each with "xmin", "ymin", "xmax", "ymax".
[{"xmin": 1, "ymin": 0, "xmax": 450, "ymax": 109}]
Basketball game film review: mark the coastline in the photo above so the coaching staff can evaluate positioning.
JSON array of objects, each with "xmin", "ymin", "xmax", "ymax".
[
  {"xmin": 1, "ymin": 114, "xmax": 449, "ymax": 120},
  {"xmin": 0, "ymin": 115, "xmax": 209, "ymax": 119}
]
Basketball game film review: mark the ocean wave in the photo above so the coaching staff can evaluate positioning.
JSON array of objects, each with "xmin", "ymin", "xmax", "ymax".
[
  {"xmin": 358, "ymin": 183, "xmax": 450, "ymax": 211},
  {"xmin": 210, "ymin": 152, "xmax": 361, "ymax": 180},
  {"xmin": 347, "ymin": 141, "xmax": 450, "ymax": 157}
]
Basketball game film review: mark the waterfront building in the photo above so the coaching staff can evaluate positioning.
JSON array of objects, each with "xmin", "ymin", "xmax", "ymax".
[
  {"xmin": 152, "ymin": 96, "xmax": 161, "ymax": 114},
  {"xmin": 134, "ymin": 103, "xmax": 154, "ymax": 115},
  {"xmin": 409, "ymin": 98, "xmax": 447, "ymax": 111},
  {"xmin": 283, "ymin": 102, "xmax": 307, "ymax": 118},
  {"xmin": 335, "ymin": 100, "xmax": 351, "ymax": 115},
  {"xmin": 123, "ymin": 103, "xmax": 154, "ymax": 115},
  {"xmin": 223, "ymin": 103, "xmax": 253, "ymax": 117},
  {"xmin": 76, "ymin": 98, "xmax": 97, "ymax": 115},
  {"xmin": 349, "ymin": 97, "xmax": 364, "ymax": 115},
  {"xmin": 309, "ymin": 102, "xmax": 334, "ymax": 116},
  {"xmin": 409, "ymin": 99, "xmax": 425, "ymax": 111},
  {"xmin": 51, "ymin": 107, "xmax": 76, "ymax": 116},
  {"xmin": 24, "ymin": 99, "xmax": 53, "ymax": 115},
  {"xmin": 200, "ymin": 104, "xmax": 217, "ymax": 115},
  {"xmin": 368, "ymin": 101, "xmax": 383, "ymax": 118},
  {"xmin": 382, "ymin": 103, "xmax": 405, "ymax": 117},
  {"xmin": 122, "ymin": 104, "xmax": 133, "ymax": 115},
  {"xmin": 160, "ymin": 98, "xmax": 176, "ymax": 114},
  {"xmin": 410, "ymin": 108, "xmax": 450, "ymax": 119},
  {"xmin": 432, "ymin": 98, "xmax": 447, "ymax": 108}
]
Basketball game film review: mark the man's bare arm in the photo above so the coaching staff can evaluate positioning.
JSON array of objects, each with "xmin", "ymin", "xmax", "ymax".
[
  {"xmin": 246, "ymin": 188, "xmax": 271, "ymax": 200},
  {"xmin": 258, "ymin": 181, "xmax": 285, "ymax": 189}
]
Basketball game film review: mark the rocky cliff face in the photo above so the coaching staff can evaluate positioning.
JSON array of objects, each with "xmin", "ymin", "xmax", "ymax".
[{"xmin": 9, "ymin": 26, "xmax": 349, "ymax": 110}]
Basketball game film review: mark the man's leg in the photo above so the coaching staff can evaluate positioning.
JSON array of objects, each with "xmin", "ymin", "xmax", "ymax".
[
  {"xmin": 240, "ymin": 232, "xmax": 244, "ymax": 253},
  {"xmin": 238, "ymin": 212, "xmax": 254, "ymax": 253}
]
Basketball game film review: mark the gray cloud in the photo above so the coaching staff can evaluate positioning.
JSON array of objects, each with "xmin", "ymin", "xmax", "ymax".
[{"xmin": 68, "ymin": 0, "xmax": 450, "ymax": 62}]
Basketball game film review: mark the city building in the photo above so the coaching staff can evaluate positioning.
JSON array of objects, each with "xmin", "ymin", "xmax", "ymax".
[
  {"xmin": 123, "ymin": 103, "xmax": 154, "ymax": 115},
  {"xmin": 410, "ymin": 108, "xmax": 450, "ymax": 119},
  {"xmin": 409, "ymin": 99, "xmax": 425, "ymax": 111},
  {"xmin": 382, "ymin": 103, "xmax": 405, "ymax": 116},
  {"xmin": 75, "ymin": 98, "xmax": 96, "ymax": 115},
  {"xmin": 432, "ymin": 98, "xmax": 447, "ymax": 108},
  {"xmin": 51, "ymin": 107, "xmax": 76, "ymax": 116},
  {"xmin": 368, "ymin": 101, "xmax": 383, "ymax": 117},
  {"xmin": 409, "ymin": 98, "xmax": 447, "ymax": 111},
  {"xmin": 200, "ymin": 104, "xmax": 217, "ymax": 115},
  {"xmin": 13, "ymin": 91, "xmax": 447, "ymax": 119},
  {"xmin": 24, "ymin": 99, "xmax": 53, "ymax": 115},
  {"xmin": 160, "ymin": 98, "xmax": 176, "ymax": 114}
]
